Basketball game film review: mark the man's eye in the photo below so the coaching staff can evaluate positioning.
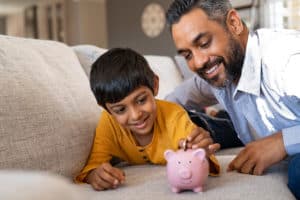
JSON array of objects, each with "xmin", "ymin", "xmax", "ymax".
[
  {"xmin": 199, "ymin": 38, "xmax": 211, "ymax": 48},
  {"xmin": 182, "ymin": 53, "xmax": 192, "ymax": 61}
]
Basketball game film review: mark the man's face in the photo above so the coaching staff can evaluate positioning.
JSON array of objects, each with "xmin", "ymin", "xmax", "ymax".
[{"xmin": 171, "ymin": 8, "xmax": 244, "ymax": 88}]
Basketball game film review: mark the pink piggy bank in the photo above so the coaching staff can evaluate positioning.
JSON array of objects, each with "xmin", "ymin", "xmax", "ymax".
[{"xmin": 164, "ymin": 148, "xmax": 209, "ymax": 193}]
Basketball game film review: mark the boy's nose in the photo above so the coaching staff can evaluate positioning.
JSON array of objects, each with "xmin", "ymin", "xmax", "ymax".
[{"xmin": 130, "ymin": 108, "xmax": 142, "ymax": 120}]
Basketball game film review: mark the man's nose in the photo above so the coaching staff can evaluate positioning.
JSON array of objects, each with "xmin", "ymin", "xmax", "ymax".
[{"xmin": 191, "ymin": 50, "xmax": 209, "ymax": 71}]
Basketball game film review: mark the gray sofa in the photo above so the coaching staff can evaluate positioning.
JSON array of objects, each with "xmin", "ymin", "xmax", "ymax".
[{"xmin": 0, "ymin": 35, "xmax": 295, "ymax": 200}]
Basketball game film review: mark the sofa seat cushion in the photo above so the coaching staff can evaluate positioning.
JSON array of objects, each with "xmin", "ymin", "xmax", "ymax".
[
  {"xmin": 82, "ymin": 155, "xmax": 294, "ymax": 200},
  {"xmin": 0, "ymin": 35, "xmax": 100, "ymax": 178}
]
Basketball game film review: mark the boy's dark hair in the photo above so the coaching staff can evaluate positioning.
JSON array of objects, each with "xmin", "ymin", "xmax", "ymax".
[
  {"xmin": 90, "ymin": 47, "xmax": 156, "ymax": 110},
  {"xmin": 166, "ymin": 0, "xmax": 232, "ymax": 28}
]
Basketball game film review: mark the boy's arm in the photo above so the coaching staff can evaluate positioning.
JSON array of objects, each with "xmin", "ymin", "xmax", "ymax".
[
  {"xmin": 85, "ymin": 162, "xmax": 125, "ymax": 191},
  {"xmin": 172, "ymin": 108, "xmax": 221, "ymax": 175},
  {"xmin": 75, "ymin": 112, "xmax": 117, "ymax": 183}
]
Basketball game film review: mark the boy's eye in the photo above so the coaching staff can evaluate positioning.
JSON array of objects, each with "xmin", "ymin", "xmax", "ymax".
[
  {"xmin": 137, "ymin": 96, "xmax": 147, "ymax": 105},
  {"xmin": 113, "ymin": 107, "xmax": 126, "ymax": 114}
]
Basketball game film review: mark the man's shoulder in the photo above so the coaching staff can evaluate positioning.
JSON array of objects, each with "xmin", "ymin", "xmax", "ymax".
[
  {"xmin": 256, "ymin": 28, "xmax": 300, "ymax": 47},
  {"xmin": 255, "ymin": 28, "xmax": 300, "ymax": 68}
]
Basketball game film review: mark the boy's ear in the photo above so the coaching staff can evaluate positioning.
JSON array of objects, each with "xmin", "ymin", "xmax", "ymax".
[
  {"xmin": 153, "ymin": 75, "xmax": 159, "ymax": 96},
  {"xmin": 226, "ymin": 9, "xmax": 244, "ymax": 36}
]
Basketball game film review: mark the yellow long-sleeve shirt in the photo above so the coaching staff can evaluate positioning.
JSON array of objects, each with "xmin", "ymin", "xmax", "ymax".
[{"xmin": 75, "ymin": 100, "xmax": 220, "ymax": 182}]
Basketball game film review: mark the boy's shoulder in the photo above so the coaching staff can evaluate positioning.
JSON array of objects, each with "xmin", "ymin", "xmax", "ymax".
[
  {"xmin": 156, "ymin": 99, "xmax": 186, "ymax": 115},
  {"xmin": 156, "ymin": 99, "xmax": 183, "ymax": 108}
]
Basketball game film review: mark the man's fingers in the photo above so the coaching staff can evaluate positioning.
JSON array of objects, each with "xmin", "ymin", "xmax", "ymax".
[
  {"xmin": 240, "ymin": 159, "xmax": 256, "ymax": 174},
  {"xmin": 253, "ymin": 163, "xmax": 264, "ymax": 175},
  {"xmin": 227, "ymin": 151, "xmax": 248, "ymax": 172}
]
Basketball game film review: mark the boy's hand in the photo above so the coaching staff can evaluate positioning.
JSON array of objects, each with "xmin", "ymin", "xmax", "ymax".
[
  {"xmin": 179, "ymin": 126, "xmax": 220, "ymax": 156},
  {"xmin": 85, "ymin": 162, "xmax": 125, "ymax": 191}
]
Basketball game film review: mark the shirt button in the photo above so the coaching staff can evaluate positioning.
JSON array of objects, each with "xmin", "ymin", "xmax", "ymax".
[{"xmin": 146, "ymin": 160, "xmax": 152, "ymax": 164}]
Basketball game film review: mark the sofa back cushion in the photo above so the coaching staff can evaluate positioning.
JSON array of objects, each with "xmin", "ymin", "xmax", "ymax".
[
  {"xmin": 73, "ymin": 45, "xmax": 184, "ymax": 99},
  {"xmin": 0, "ymin": 35, "xmax": 100, "ymax": 178},
  {"xmin": 144, "ymin": 55, "xmax": 183, "ymax": 99}
]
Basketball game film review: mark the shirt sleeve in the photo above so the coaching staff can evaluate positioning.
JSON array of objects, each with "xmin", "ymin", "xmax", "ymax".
[
  {"xmin": 281, "ymin": 54, "xmax": 300, "ymax": 155},
  {"xmin": 165, "ymin": 75, "xmax": 218, "ymax": 112},
  {"xmin": 282, "ymin": 125, "xmax": 300, "ymax": 155},
  {"xmin": 74, "ymin": 111, "xmax": 116, "ymax": 183}
]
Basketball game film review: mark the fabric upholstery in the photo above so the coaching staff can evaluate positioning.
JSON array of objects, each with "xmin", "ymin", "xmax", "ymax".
[
  {"xmin": 72, "ymin": 45, "xmax": 184, "ymax": 99},
  {"xmin": 0, "ymin": 36, "xmax": 295, "ymax": 200},
  {"xmin": 0, "ymin": 35, "xmax": 100, "ymax": 178}
]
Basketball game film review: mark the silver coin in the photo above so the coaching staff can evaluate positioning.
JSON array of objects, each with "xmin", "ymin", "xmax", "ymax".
[{"xmin": 183, "ymin": 138, "xmax": 188, "ymax": 151}]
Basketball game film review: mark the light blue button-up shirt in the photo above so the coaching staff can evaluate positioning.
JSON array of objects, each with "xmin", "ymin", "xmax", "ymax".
[{"xmin": 166, "ymin": 29, "xmax": 300, "ymax": 156}]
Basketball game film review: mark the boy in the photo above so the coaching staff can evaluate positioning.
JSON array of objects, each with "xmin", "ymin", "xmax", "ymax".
[{"xmin": 75, "ymin": 48, "xmax": 220, "ymax": 191}]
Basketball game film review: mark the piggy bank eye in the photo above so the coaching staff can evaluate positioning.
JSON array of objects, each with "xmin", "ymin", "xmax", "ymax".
[
  {"xmin": 177, "ymin": 161, "xmax": 181, "ymax": 164},
  {"xmin": 189, "ymin": 160, "xmax": 192, "ymax": 164}
]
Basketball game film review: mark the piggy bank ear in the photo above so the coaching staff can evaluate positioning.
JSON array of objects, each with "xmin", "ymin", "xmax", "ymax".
[
  {"xmin": 164, "ymin": 149, "xmax": 175, "ymax": 160},
  {"xmin": 193, "ymin": 148, "xmax": 206, "ymax": 160}
]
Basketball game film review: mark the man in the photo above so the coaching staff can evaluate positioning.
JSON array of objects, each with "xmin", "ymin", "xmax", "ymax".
[{"xmin": 165, "ymin": 0, "xmax": 300, "ymax": 198}]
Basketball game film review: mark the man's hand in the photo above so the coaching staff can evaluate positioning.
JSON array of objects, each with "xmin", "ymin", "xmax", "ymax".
[
  {"xmin": 179, "ymin": 126, "xmax": 220, "ymax": 156},
  {"xmin": 85, "ymin": 162, "xmax": 125, "ymax": 191},
  {"xmin": 227, "ymin": 131, "xmax": 287, "ymax": 175}
]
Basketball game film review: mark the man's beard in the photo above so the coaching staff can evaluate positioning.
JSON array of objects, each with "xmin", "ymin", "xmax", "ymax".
[{"xmin": 196, "ymin": 35, "xmax": 244, "ymax": 88}]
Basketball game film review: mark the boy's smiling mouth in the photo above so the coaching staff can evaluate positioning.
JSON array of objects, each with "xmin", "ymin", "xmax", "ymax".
[{"xmin": 132, "ymin": 115, "xmax": 150, "ymax": 129}]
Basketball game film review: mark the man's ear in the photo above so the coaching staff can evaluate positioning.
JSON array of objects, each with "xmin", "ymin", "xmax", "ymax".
[
  {"xmin": 226, "ymin": 9, "xmax": 244, "ymax": 36},
  {"xmin": 153, "ymin": 75, "xmax": 159, "ymax": 96}
]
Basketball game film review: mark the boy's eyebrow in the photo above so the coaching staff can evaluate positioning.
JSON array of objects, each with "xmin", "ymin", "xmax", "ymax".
[
  {"xmin": 107, "ymin": 90, "xmax": 148, "ymax": 109},
  {"xmin": 177, "ymin": 32, "xmax": 207, "ymax": 55}
]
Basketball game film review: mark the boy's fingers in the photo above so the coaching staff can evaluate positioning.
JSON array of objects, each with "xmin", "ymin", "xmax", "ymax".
[
  {"xmin": 178, "ymin": 138, "xmax": 187, "ymax": 149},
  {"xmin": 191, "ymin": 137, "xmax": 212, "ymax": 149},
  {"xmin": 102, "ymin": 163, "xmax": 125, "ymax": 184},
  {"xmin": 187, "ymin": 127, "xmax": 206, "ymax": 141},
  {"xmin": 208, "ymin": 143, "xmax": 220, "ymax": 154},
  {"xmin": 93, "ymin": 173, "xmax": 111, "ymax": 190},
  {"xmin": 111, "ymin": 168, "xmax": 126, "ymax": 184}
]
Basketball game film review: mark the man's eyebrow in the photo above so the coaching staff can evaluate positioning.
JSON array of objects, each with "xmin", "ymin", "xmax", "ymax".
[
  {"xmin": 177, "ymin": 49, "xmax": 188, "ymax": 55},
  {"xmin": 192, "ymin": 32, "xmax": 207, "ymax": 44},
  {"xmin": 176, "ymin": 32, "xmax": 207, "ymax": 55}
]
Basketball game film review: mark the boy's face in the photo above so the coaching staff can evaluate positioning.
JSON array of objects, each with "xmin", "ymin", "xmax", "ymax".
[{"xmin": 105, "ymin": 85, "xmax": 158, "ymax": 143}]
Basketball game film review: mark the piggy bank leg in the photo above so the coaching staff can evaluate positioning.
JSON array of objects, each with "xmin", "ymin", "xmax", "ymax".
[
  {"xmin": 193, "ymin": 186, "xmax": 203, "ymax": 193},
  {"xmin": 171, "ymin": 187, "xmax": 181, "ymax": 193}
]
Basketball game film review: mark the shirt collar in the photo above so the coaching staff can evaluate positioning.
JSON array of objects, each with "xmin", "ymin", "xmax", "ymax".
[{"xmin": 233, "ymin": 31, "xmax": 262, "ymax": 99}]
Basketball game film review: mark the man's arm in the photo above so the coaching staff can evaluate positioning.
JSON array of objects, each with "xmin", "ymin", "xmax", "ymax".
[
  {"xmin": 165, "ymin": 75, "xmax": 218, "ymax": 112},
  {"xmin": 228, "ymin": 131, "xmax": 287, "ymax": 175}
]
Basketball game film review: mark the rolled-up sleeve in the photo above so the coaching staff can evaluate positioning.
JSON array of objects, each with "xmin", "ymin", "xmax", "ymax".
[
  {"xmin": 165, "ymin": 75, "xmax": 218, "ymax": 111},
  {"xmin": 282, "ymin": 125, "xmax": 300, "ymax": 155}
]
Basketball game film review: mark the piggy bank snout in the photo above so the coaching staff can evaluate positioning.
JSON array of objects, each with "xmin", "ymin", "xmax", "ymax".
[{"xmin": 178, "ymin": 168, "xmax": 192, "ymax": 179}]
